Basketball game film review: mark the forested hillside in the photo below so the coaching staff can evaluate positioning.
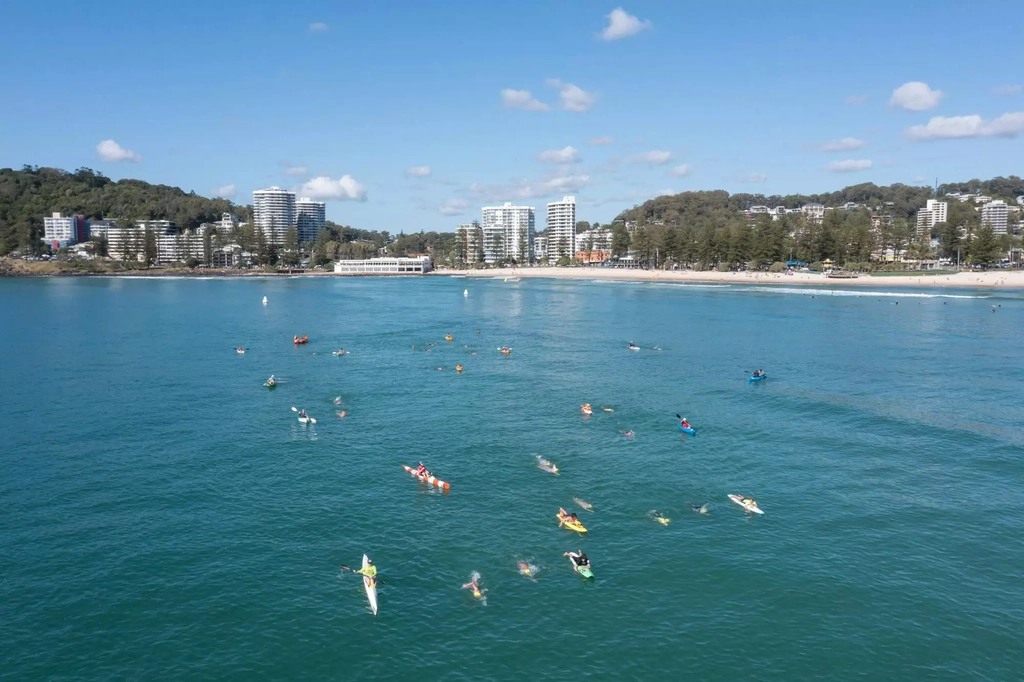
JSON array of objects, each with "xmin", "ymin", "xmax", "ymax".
[{"xmin": 0, "ymin": 166, "xmax": 243, "ymax": 254}]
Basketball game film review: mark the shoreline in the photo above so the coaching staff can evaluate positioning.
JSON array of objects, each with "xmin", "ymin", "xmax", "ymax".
[
  {"xmin": 435, "ymin": 267, "xmax": 1024, "ymax": 290},
  {"xmin": 3, "ymin": 260, "xmax": 1023, "ymax": 290}
]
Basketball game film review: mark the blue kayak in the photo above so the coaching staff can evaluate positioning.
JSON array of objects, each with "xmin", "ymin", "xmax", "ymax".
[
  {"xmin": 748, "ymin": 374, "xmax": 766, "ymax": 382},
  {"xmin": 678, "ymin": 424, "xmax": 696, "ymax": 435}
]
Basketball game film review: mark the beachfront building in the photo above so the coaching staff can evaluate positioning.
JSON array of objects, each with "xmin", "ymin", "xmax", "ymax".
[
  {"xmin": 42, "ymin": 212, "xmax": 87, "ymax": 248},
  {"xmin": 800, "ymin": 203, "xmax": 825, "ymax": 224},
  {"xmin": 546, "ymin": 196, "xmax": 576, "ymax": 261},
  {"xmin": 253, "ymin": 187, "xmax": 296, "ymax": 245},
  {"xmin": 455, "ymin": 222, "xmax": 484, "ymax": 264},
  {"xmin": 333, "ymin": 256, "xmax": 432, "ymax": 274},
  {"xmin": 981, "ymin": 200, "xmax": 1009, "ymax": 235},
  {"xmin": 481, "ymin": 202, "xmax": 535, "ymax": 264},
  {"xmin": 575, "ymin": 226, "xmax": 612, "ymax": 253},
  {"xmin": 87, "ymin": 219, "xmax": 204, "ymax": 263},
  {"xmin": 295, "ymin": 198, "xmax": 326, "ymax": 243}
]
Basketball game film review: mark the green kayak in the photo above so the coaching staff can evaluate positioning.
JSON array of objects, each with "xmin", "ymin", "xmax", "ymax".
[{"xmin": 567, "ymin": 553, "xmax": 594, "ymax": 579}]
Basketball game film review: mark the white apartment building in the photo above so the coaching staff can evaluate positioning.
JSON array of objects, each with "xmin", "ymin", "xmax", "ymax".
[
  {"xmin": 575, "ymin": 226, "xmax": 612, "ymax": 253},
  {"xmin": 915, "ymin": 199, "xmax": 948, "ymax": 238},
  {"xmin": 295, "ymin": 198, "xmax": 326, "ymax": 243},
  {"xmin": 42, "ymin": 213, "xmax": 83, "ymax": 246},
  {"xmin": 455, "ymin": 222, "xmax": 484, "ymax": 264},
  {"xmin": 481, "ymin": 202, "xmax": 535, "ymax": 264},
  {"xmin": 218, "ymin": 213, "xmax": 241, "ymax": 232},
  {"xmin": 1017, "ymin": 195, "xmax": 1024, "ymax": 206},
  {"xmin": 981, "ymin": 200, "xmax": 1009, "ymax": 235},
  {"xmin": 253, "ymin": 187, "xmax": 296, "ymax": 244},
  {"xmin": 800, "ymin": 203, "xmax": 825, "ymax": 224},
  {"xmin": 546, "ymin": 196, "xmax": 576, "ymax": 260},
  {"xmin": 534, "ymin": 234, "xmax": 548, "ymax": 263}
]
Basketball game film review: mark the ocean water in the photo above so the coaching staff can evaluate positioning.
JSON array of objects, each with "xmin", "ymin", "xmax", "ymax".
[{"xmin": 2, "ymin": 276, "xmax": 1023, "ymax": 681}]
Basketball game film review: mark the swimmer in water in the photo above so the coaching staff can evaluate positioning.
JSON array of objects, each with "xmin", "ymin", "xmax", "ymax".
[
  {"xmin": 517, "ymin": 562, "xmax": 538, "ymax": 582},
  {"xmin": 688, "ymin": 502, "xmax": 711, "ymax": 515},
  {"xmin": 619, "ymin": 430, "xmax": 635, "ymax": 438},
  {"xmin": 462, "ymin": 575, "xmax": 485, "ymax": 600}
]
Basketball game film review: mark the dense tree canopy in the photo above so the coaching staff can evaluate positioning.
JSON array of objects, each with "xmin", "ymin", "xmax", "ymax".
[{"xmin": 0, "ymin": 166, "xmax": 239, "ymax": 254}]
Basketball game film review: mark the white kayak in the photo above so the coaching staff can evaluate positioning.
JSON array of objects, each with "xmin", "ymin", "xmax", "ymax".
[
  {"xmin": 362, "ymin": 554, "xmax": 378, "ymax": 615},
  {"xmin": 298, "ymin": 416, "xmax": 316, "ymax": 424},
  {"xmin": 728, "ymin": 494, "xmax": 764, "ymax": 515}
]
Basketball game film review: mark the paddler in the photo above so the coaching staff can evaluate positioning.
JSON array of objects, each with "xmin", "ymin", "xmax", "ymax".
[
  {"xmin": 743, "ymin": 497, "xmax": 757, "ymax": 507},
  {"xmin": 565, "ymin": 550, "xmax": 590, "ymax": 569},
  {"xmin": 455, "ymin": 364, "xmax": 463, "ymax": 373},
  {"xmin": 680, "ymin": 417, "xmax": 691, "ymax": 429},
  {"xmin": 557, "ymin": 509, "xmax": 580, "ymax": 527},
  {"xmin": 337, "ymin": 348, "xmax": 345, "ymax": 355},
  {"xmin": 299, "ymin": 409, "xmax": 308, "ymax": 419},
  {"xmin": 355, "ymin": 558, "xmax": 377, "ymax": 585},
  {"xmin": 415, "ymin": 462, "xmax": 427, "ymax": 476}
]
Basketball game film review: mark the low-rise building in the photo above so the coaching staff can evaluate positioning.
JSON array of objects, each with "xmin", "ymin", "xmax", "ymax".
[
  {"xmin": 42, "ymin": 213, "xmax": 87, "ymax": 248},
  {"xmin": 333, "ymin": 256, "xmax": 432, "ymax": 274},
  {"xmin": 575, "ymin": 226, "xmax": 612, "ymax": 253},
  {"xmin": 801, "ymin": 203, "xmax": 825, "ymax": 224}
]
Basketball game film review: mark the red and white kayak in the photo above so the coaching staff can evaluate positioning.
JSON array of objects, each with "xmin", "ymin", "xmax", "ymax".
[{"xmin": 402, "ymin": 465, "xmax": 451, "ymax": 490}]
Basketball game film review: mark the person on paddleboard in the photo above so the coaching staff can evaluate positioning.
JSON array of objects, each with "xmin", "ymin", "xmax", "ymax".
[{"xmin": 566, "ymin": 551, "xmax": 590, "ymax": 568}]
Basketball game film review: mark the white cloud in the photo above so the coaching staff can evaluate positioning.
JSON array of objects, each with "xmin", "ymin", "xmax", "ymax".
[
  {"xmin": 992, "ymin": 84, "xmax": 1021, "ymax": 96},
  {"xmin": 545, "ymin": 79, "xmax": 596, "ymax": 112},
  {"xmin": 737, "ymin": 173, "xmax": 767, "ymax": 183},
  {"xmin": 818, "ymin": 137, "xmax": 867, "ymax": 152},
  {"xmin": 538, "ymin": 146, "xmax": 581, "ymax": 164},
  {"xmin": 308, "ymin": 22, "xmax": 328, "ymax": 32},
  {"xmin": 212, "ymin": 184, "xmax": 236, "ymax": 198},
  {"xmin": 669, "ymin": 164, "xmax": 691, "ymax": 177},
  {"xmin": 905, "ymin": 112, "xmax": 1024, "ymax": 140},
  {"xmin": 405, "ymin": 165, "xmax": 432, "ymax": 178},
  {"xmin": 438, "ymin": 198, "xmax": 470, "ymax": 216},
  {"xmin": 96, "ymin": 139, "xmax": 141, "ymax": 162},
  {"xmin": 500, "ymin": 88, "xmax": 549, "ymax": 111},
  {"xmin": 299, "ymin": 175, "xmax": 367, "ymax": 201},
  {"xmin": 469, "ymin": 174, "xmax": 590, "ymax": 202},
  {"xmin": 600, "ymin": 7, "xmax": 652, "ymax": 40},
  {"xmin": 589, "ymin": 136, "xmax": 613, "ymax": 146},
  {"xmin": 889, "ymin": 81, "xmax": 944, "ymax": 111},
  {"xmin": 845, "ymin": 94, "xmax": 868, "ymax": 105},
  {"xmin": 284, "ymin": 165, "xmax": 307, "ymax": 176},
  {"xmin": 826, "ymin": 159, "xmax": 873, "ymax": 172},
  {"xmin": 629, "ymin": 150, "xmax": 674, "ymax": 165}
]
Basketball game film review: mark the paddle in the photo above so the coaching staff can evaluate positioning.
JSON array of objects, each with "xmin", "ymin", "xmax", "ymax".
[
  {"xmin": 339, "ymin": 565, "xmax": 385, "ymax": 585},
  {"xmin": 291, "ymin": 406, "xmax": 317, "ymax": 424}
]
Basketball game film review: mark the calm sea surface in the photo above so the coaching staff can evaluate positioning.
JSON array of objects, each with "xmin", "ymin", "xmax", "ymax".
[{"xmin": 2, "ymin": 276, "xmax": 1023, "ymax": 681}]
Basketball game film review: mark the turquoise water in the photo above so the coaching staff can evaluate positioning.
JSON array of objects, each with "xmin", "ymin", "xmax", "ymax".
[{"xmin": 2, "ymin": 276, "xmax": 1023, "ymax": 681}]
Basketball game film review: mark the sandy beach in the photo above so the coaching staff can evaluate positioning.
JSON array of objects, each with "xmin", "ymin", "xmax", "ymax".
[{"xmin": 436, "ymin": 267, "xmax": 1024, "ymax": 289}]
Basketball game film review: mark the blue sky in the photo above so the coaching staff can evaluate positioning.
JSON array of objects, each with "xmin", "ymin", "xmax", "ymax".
[{"xmin": 2, "ymin": 0, "xmax": 1022, "ymax": 231}]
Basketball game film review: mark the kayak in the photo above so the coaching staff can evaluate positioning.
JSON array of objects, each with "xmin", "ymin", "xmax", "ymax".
[
  {"xmin": 678, "ymin": 424, "xmax": 696, "ymax": 435},
  {"xmin": 556, "ymin": 512, "xmax": 588, "ymax": 533},
  {"xmin": 236, "ymin": 348, "xmax": 245, "ymax": 355},
  {"xmin": 728, "ymin": 494, "xmax": 764, "ymax": 515},
  {"xmin": 628, "ymin": 346, "xmax": 640, "ymax": 351},
  {"xmin": 567, "ymin": 553, "xmax": 594, "ymax": 579},
  {"xmin": 362, "ymin": 554, "xmax": 378, "ymax": 615},
  {"xmin": 298, "ymin": 416, "xmax": 316, "ymax": 424},
  {"xmin": 402, "ymin": 465, "xmax": 451, "ymax": 490},
  {"xmin": 749, "ymin": 374, "xmax": 766, "ymax": 382}
]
